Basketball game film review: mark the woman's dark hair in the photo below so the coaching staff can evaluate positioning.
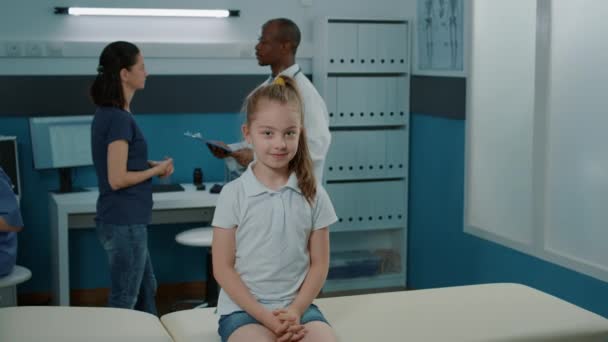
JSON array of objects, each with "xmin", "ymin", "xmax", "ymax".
[{"xmin": 90, "ymin": 41, "xmax": 140, "ymax": 109}]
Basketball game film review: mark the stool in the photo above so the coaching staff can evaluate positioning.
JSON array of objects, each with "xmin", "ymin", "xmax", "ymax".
[
  {"xmin": 175, "ymin": 227, "xmax": 218, "ymax": 308},
  {"xmin": 0, "ymin": 265, "xmax": 32, "ymax": 307}
]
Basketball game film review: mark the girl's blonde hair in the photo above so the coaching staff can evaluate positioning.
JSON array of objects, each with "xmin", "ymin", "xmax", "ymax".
[{"xmin": 243, "ymin": 76, "xmax": 316, "ymax": 204}]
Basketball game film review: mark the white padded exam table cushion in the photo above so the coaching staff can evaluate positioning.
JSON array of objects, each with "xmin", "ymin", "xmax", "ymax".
[
  {"xmin": 161, "ymin": 306, "xmax": 219, "ymax": 341},
  {"xmin": 317, "ymin": 283, "xmax": 608, "ymax": 342},
  {"xmin": 0, "ymin": 306, "xmax": 173, "ymax": 342},
  {"xmin": 161, "ymin": 283, "xmax": 608, "ymax": 342}
]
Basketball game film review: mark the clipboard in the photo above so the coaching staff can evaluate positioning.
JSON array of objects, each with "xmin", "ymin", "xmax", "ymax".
[
  {"xmin": 205, "ymin": 140, "xmax": 232, "ymax": 154},
  {"xmin": 184, "ymin": 131, "xmax": 232, "ymax": 154}
]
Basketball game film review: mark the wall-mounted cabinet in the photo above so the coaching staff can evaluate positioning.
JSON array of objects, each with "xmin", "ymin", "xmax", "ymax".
[
  {"xmin": 326, "ymin": 22, "xmax": 409, "ymax": 73},
  {"xmin": 325, "ymin": 129, "xmax": 408, "ymax": 181},
  {"xmin": 314, "ymin": 17, "xmax": 410, "ymax": 293},
  {"xmin": 326, "ymin": 76, "xmax": 409, "ymax": 127},
  {"xmin": 326, "ymin": 180, "xmax": 407, "ymax": 232}
]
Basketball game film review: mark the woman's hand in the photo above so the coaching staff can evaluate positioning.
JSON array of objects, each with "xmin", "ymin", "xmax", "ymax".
[{"xmin": 149, "ymin": 157, "xmax": 174, "ymax": 178}]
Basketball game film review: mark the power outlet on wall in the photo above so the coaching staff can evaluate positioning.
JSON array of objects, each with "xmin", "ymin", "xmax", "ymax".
[
  {"xmin": 25, "ymin": 42, "xmax": 44, "ymax": 57},
  {"xmin": 5, "ymin": 42, "xmax": 23, "ymax": 57},
  {"xmin": 46, "ymin": 41, "xmax": 64, "ymax": 57}
]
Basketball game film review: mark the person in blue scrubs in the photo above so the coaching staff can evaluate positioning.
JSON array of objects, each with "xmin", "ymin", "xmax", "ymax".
[
  {"xmin": 0, "ymin": 166, "xmax": 23, "ymax": 277},
  {"xmin": 90, "ymin": 41, "xmax": 174, "ymax": 315}
]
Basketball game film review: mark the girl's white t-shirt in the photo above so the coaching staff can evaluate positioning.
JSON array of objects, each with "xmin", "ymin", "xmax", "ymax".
[{"xmin": 212, "ymin": 163, "xmax": 337, "ymax": 315}]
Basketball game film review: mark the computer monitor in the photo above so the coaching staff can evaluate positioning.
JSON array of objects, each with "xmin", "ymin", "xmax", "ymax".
[
  {"xmin": 0, "ymin": 136, "xmax": 21, "ymax": 200},
  {"xmin": 29, "ymin": 116, "xmax": 93, "ymax": 193}
]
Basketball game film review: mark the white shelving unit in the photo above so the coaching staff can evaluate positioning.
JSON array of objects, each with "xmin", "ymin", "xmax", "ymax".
[{"xmin": 314, "ymin": 17, "xmax": 411, "ymax": 292}]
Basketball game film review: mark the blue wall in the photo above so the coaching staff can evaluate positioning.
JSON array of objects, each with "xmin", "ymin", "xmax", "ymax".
[
  {"xmin": 408, "ymin": 113, "xmax": 608, "ymax": 318},
  {"xmin": 0, "ymin": 113, "xmax": 244, "ymax": 292}
]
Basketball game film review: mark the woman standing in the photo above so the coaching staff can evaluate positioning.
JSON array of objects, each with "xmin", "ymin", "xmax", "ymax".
[{"xmin": 90, "ymin": 41, "xmax": 173, "ymax": 315}]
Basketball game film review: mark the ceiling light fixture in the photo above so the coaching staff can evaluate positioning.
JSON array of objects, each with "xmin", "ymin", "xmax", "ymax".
[{"xmin": 54, "ymin": 7, "xmax": 239, "ymax": 18}]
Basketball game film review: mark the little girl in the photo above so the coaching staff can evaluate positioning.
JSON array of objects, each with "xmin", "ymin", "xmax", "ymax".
[{"xmin": 212, "ymin": 76, "xmax": 337, "ymax": 342}]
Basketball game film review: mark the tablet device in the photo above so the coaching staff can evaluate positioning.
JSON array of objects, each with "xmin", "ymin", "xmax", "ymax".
[{"xmin": 206, "ymin": 140, "xmax": 232, "ymax": 154}]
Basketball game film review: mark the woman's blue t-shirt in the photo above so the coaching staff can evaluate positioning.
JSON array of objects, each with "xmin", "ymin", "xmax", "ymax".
[{"xmin": 91, "ymin": 107, "xmax": 153, "ymax": 225}]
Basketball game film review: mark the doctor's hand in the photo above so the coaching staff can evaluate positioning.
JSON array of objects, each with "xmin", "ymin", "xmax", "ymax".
[
  {"xmin": 231, "ymin": 148, "xmax": 254, "ymax": 167},
  {"xmin": 207, "ymin": 141, "xmax": 231, "ymax": 159}
]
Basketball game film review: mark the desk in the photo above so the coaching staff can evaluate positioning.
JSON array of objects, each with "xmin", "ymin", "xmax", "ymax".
[{"xmin": 49, "ymin": 183, "xmax": 219, "ymax": 306}]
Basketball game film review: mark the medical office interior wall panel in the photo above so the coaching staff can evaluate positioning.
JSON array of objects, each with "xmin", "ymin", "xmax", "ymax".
[
  {"xmin": 0, "ymin": 0, "xmax": 414, "ymax": 76},
  {"xmin": 465, "ymin": 0, "xmax": 537, "ymax": 247},
  {"xmin": 314, "ymin": 17, "xmax": 411, "ymax": 293},
  {"xmin": 544, "ymin": 1, "xmax": 608, "ymax": 281},
  {"xmin": 465, "ymin": 0, "xmax": 608, "ymax": 283}
]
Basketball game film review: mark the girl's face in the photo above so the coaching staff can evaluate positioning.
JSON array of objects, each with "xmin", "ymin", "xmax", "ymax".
[
  {"xmin": 243, "ymin": 98, "xmax": 301, "ymax": 173},
  {"xmin": 121, "ymin": 53, "xmax": 147, "ymax": 91}
]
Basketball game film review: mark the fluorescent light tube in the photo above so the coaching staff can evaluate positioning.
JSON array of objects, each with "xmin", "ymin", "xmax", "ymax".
[{"xmin": 54, "ymin": 7, "xmax": 239, "ymax": 18}]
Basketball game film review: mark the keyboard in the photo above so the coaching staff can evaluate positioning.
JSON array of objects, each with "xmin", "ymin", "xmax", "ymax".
[{"xmin": 151, "ymin": 183, "xmax": 185, "ymax": 193}]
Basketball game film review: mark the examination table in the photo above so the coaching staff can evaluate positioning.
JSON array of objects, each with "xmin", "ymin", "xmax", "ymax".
[{"xmin": 2, "ymin": 283, "xmax": 607, "ymax": 341}]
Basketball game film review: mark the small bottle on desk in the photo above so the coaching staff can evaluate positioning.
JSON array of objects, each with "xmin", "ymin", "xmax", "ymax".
[{"xmin": 193, "ymin": 168, "xmax": 205, "ymax": 190}]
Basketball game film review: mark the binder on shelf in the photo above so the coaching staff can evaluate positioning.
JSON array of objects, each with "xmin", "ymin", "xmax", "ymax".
[{"xmin": 328, "ymin": 250, "xmax": 382, "ymax": 279}]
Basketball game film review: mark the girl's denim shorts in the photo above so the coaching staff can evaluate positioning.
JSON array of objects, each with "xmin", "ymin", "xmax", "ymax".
[{"xmin": 218, "ymin": 304, "xmax": 329, "ymax": 342}]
